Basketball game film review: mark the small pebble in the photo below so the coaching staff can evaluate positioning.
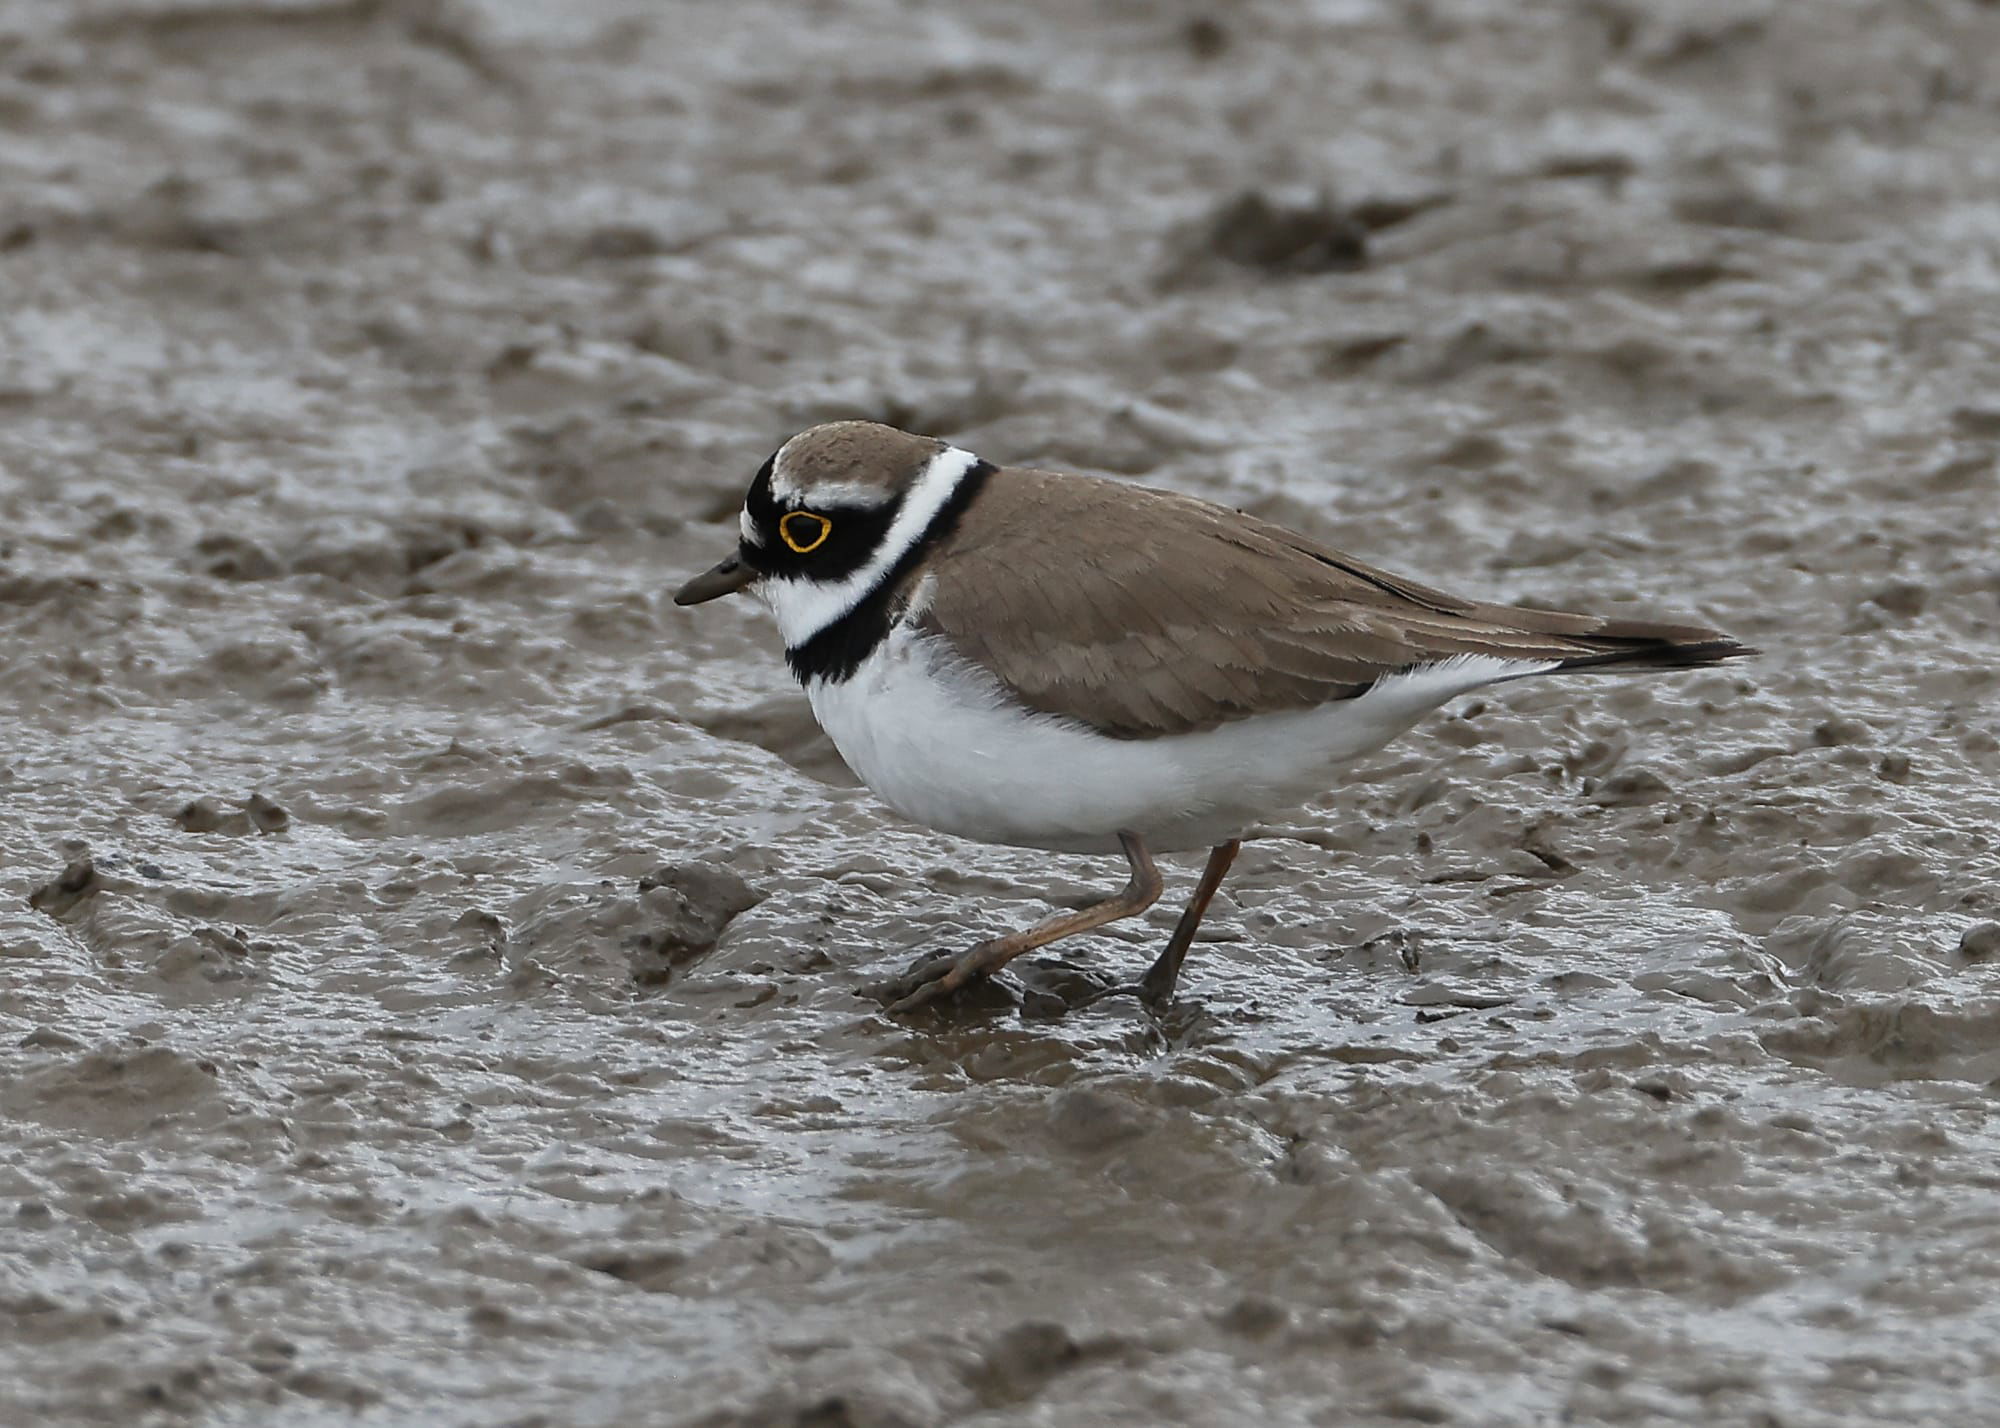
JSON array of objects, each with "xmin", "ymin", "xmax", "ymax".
[{"xmin": 1959, "ymin": 923, "xmax": 2000, "ymax": 962}]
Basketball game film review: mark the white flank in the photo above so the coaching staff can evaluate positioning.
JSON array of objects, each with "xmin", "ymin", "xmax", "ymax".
[
  {"xmin": 1364, "ymin": 653, "xmax": 1561, "ymax": 710},
  {"xmin": 807, "ymin": 637, "xmax": 1561, "ymax": 855},
  {"xmin": 759, "ymin": 446, "xmax": 981, "ymax": 648}
]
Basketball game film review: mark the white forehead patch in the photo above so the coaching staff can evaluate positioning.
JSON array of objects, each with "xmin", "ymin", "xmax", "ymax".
[
  {"xmin": 768, "ymin": 432, "xmax": 898, "ymax": 508},
  {"xmin": 769, "ymin": 474, "xmax": 897, "ymax": 508},
  {"xmin": 739, "ymin": 507, "xmax": 762, "ymax": 546}
]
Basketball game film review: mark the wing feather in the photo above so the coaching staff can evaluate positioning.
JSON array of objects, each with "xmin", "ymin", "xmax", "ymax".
[{"xmin": 912, "ymin": 467, "xmax": 1742, "ymax": 740}]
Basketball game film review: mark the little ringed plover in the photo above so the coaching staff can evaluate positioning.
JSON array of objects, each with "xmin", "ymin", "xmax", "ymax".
[{"xmin": 676, "ymin": 421, "xmax": 1752, "ymax": 1013}]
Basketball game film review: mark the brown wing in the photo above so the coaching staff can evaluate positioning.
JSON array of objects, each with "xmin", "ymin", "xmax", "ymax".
[{"xmin": 914, "ymin": 467, "xmax": 1746, "ymax": 740}]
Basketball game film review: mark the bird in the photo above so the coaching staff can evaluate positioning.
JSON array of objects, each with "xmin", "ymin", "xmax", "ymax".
[{"xmin": 674, "ymin": 421, "xmax": 1753, "ymax": 1014}]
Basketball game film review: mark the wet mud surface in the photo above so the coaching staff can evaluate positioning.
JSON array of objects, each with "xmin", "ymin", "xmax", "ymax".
[{"xmin": 5, "ymin": 1, "xmax": 2000, "ymax": 1423}]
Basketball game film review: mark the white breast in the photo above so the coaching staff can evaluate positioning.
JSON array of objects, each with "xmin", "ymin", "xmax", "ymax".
[{"xmin": 803, "ymin": 625, "xmax": 1553, "ymax": 855}]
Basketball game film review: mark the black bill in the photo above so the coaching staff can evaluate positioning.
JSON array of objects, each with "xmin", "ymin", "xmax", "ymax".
[{"xmin": 674, "ymin": 553, "xmax": 757, "ymax": 605}]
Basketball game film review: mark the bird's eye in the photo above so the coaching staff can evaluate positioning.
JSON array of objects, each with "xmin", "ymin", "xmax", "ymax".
[{"xmin": 779, "ymin": 511, "xmax": 832, "ymax": 554}]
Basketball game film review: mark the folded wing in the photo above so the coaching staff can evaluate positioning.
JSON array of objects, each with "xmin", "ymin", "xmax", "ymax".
[{"xmin": 914, "ymin": 468, "xmax": 1749, "ymax": 741}]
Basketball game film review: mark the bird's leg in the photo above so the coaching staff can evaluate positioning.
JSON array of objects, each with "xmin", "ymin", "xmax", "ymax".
[
  {"xmin": 884, "ymin": 831, "xmax": 1164, "ymax": 1013},
  {"xmin": 1137, "ymin": 839, "xmax": 1241, "ymax": 1009}
]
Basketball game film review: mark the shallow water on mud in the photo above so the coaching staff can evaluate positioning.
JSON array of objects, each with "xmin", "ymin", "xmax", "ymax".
[{"xmin": 5, "ymin": 1, "xmax": 2000, "ymax": 1424}]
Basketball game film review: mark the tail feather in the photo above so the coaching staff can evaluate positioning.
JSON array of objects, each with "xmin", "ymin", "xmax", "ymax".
[
  {"xmin": 1285, "ymin": 534, "xmax": 1755, "ymax": 680},
  {"xmin": 1553, "ymin": 635, "xmax": 1758, "ymax": 674},
  {"xmin": 1462, "ymin": 602, "xmax": 1757, "ymax": 675}
]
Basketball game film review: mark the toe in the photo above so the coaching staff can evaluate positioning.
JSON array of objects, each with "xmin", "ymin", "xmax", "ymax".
[
  {"xmin": 887, "ymin": 979, "xmax": 950, "ymax": 1014},
  {"xmin": 860, "ymin": 953, "xmax": 958, "ymax": 1004}
]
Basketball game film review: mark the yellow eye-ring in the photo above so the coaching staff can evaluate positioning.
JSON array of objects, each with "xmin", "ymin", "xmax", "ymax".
[{"xmin": 779, "ymin": 511, "xmax": 832, "ymax": 554}]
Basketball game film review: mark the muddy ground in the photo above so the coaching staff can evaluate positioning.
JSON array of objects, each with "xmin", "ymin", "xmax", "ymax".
[{"xmin": 5, "ymin": 0, "xmax": 2000, "ymax": 1424}]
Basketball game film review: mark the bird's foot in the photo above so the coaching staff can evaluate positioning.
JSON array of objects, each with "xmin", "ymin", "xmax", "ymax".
[
  {"xmin": 1071, "ymin": 979, "xmax": 1134, "ymax": 1009},
  {"xmin": 867, "ymin": 944, "xmax": 1003, "ymax": 1013},
  {"xmin": 1073, "ymin": 978, "xmax": 1176, "ymax": 1015},
  {"xmin": 868, "ymin": 947, "xmax": 1175, "ymax": 1020}
]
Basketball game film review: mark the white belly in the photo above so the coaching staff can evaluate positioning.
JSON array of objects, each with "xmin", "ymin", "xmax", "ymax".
[{"xmin": 804, "ymin": 625, "xmax": 1549, "ymax": 855}]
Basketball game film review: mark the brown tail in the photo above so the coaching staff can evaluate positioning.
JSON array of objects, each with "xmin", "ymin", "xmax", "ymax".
[
  {"xmin": 1283, "ymin": 535, "xmax": 1757, "ymax": 678},
  {"xmin": 1554, "ymin": 635, "xmax": 1756, "ymax": 673},
  {"xmin": 1560, "ymin": 640, "xmax": 1752, "ymax": 672},
  {"xmin": 1494, "ymin": 608, "xmax": 1758, "ymax": 673}
]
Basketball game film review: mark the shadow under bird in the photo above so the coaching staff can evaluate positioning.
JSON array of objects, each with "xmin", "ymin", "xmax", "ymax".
[{"xmin": 675, "ymin": 421, "xmax": 1753, "ymax": 1013}]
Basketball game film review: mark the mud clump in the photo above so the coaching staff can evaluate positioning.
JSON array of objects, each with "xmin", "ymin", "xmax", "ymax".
[
  {"xmin": 175, "ymin": 794, "xmax": 289, "ymax": 835},
  {"xmin": 246, "ymin": 793, "xmax": 291, "ymax": 833},
  {"xmin": 27, "ymin": 859, "xmax": 106, "ymax": 917},
  {"xmin": 631, "ymin": 862, "xmax": 765, "ymax": 984},
  {"xmin": 1175, "ymin": 189, "xmax": 1371, "ymax": 280}
]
